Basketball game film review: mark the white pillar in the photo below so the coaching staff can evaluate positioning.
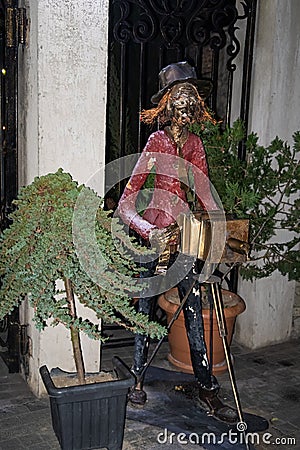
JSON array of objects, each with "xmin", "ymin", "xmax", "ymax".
[
  {"xmin": 234, "ymin": 0, "xmax": 300, "ymax": 348},
  {"xmin": 18, "ymin": 0, "xmax": 109, "ymax": 395}
]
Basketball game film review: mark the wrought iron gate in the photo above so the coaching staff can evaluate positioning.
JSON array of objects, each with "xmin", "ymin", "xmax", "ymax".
[
  {"xmin": 0, "ymin": 1, "xmax": 26, "ymax": 372},
  {"xmin": 106, "ymin": 0, "xmax": 257, "ymax": 173}
]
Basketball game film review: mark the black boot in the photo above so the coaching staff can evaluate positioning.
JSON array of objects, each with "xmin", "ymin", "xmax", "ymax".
[
  {"xmin": 128, "ymin": 386, "xmax": 147, "ymax": 406},
  {"xmin": 128, "ymin": 373, "xmax": 147, "ymax": 407},
  {"xmin": 199, "ymin": 384, "xmax": 238, "ymax": 423}
]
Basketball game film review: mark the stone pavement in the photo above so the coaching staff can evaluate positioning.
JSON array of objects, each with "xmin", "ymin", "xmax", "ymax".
[{"xmin": 0, "ymin": 338, "xmax": 299, "ymax": 450}]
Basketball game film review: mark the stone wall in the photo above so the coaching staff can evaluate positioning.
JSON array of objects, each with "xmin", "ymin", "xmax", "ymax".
[
  {"xmin": 234, "ymin": 0, "xmax": 300, "ymax": 348},
  {"xmin": 18, "ymin": 0, "xmax": 109, "ymax": 396}
]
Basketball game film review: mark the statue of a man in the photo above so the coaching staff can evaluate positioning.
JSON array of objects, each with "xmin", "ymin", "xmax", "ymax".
[{"xmin": 117, "ymin": 61, "xmax": 237, "ymax": 423}]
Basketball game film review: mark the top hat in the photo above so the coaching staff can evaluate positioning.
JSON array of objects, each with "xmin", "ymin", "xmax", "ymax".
[{"xmin": 151, "ymin": 61, "xmax": 213, "ymax": 104}]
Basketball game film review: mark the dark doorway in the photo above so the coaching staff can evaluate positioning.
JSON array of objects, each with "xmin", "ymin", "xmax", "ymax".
[
  {"xmin": 106, "ymin": 0, "xmax": 256, "ymax": 176},
  {"xmin": 0, "ymin": 1, "xmax": 26, "ymax": 372}
]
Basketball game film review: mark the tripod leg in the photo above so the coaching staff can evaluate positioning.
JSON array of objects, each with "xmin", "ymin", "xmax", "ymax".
[
  {"xmin": 208, "ymin": 287, "xmax": 214, "ymax": 375},
  {"xmin": 210, "ymin": 283, "xmax": 244, "ymax": 419},
  {"xmin": 210, "ymin": 283, "xmax": 250, "ymax": 450}
]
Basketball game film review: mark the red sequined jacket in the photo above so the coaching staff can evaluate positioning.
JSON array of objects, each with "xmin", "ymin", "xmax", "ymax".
[{"xmin": 117, "ymin": 129, "xmax": 218, "ymax": 240}]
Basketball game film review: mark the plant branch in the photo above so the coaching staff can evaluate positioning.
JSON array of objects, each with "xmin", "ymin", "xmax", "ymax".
[
  {"xmin": 250, "ymin": 242, "xmax": 295, "ymax": 264},
  {"xmin": 64, "ymin": 277, "xmax": 85, "ymax": 384},
  {"xmin": 251, "ymin": 162, "xmax": 299, "ymax": 245}
]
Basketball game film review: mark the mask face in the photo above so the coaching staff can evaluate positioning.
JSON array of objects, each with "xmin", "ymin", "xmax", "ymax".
[{"xmin": 168, "ymin": 83, "xmax": 198, "ymax": 126}]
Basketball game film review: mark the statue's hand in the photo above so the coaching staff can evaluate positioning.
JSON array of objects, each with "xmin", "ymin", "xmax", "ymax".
[
  {"xmin": 164, "ymin": 222, "xmax": 180, "ymax": 244},
  {"xmin": 149, "ymin": 223, "xmax": 180, "ymax": 251},
  {"xmin": 149, "ymin": 228, "xmax": 169, "ymax": 253}
]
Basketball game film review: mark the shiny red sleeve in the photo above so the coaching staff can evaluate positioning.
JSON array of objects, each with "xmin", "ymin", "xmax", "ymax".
[{"xmin": 117, "ymin": 134, "xmax": 158, "ymax": 239}]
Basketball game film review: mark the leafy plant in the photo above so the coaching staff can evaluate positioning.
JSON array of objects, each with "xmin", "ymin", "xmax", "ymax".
[
  {"xmin": 190, "ymin": 120, "xmax": 300, "ymax": 282},
  {"xmin": 0, "ymin": 169, "xmax": 165, "ymax": 384}
]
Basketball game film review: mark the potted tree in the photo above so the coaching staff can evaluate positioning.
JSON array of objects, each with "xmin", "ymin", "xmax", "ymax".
[
  {"xmin": 0, "ymin": 169, "xmax": 165, "ymax": 450},
  {"xmin": 191, "ymin": 119, "xmax": 300, "ymax": 282}
]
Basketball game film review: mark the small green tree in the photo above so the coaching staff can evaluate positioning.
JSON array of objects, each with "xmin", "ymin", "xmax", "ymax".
[
  {"xmin": 0, "ymin": 169, "xmax": 165, "ymax": 384},
  {"xmin": 190, "ymin": 120, "xmax": 300, "ymax": 282}
]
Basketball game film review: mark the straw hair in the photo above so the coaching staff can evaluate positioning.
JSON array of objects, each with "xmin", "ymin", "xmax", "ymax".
[{"xmin": 140, "ymin": 83, "xmax": 216, "ymax": 126}]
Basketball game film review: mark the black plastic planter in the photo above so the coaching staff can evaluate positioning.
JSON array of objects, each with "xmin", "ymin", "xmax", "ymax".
[{"xmin": 40, "ymin": 356, "xmax": 134, "ymax": 450}]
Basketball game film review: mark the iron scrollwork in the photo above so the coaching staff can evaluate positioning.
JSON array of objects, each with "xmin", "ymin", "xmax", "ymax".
[
  {"xmin": 109, "ymin": 0, "xmax": 256, "ymax": 158},
  {"xmin": 186, "ymin": 0, "xmax": 238, "ymax": 50},
  {"xmin": 112, "ymin": 0, "xmax": 247, "ymax": 52},
  {"xmin": 112, "ymin": 0, "xmax": 254, "ymax": 79},
  {"xmin": 113, "ymin": 0, "xmax": 156, "ymax": 43}
]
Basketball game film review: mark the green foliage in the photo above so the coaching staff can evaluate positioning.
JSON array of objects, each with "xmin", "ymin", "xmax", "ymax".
[
  {"xmin": 191, "ymin": 121, "xmax": 300, "ymax": 282},
  {"xmin": 0, "ymin": 169, "xmax": 166, "ymax": 342}
]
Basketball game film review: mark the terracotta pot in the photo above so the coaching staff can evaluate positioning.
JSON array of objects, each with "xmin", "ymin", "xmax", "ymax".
[{"xmin": 158, "ymin": 288, "xmax": 246, "ymax": 375}]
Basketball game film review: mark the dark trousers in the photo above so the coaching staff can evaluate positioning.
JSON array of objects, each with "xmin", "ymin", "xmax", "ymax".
[{"xmin": 132, "ymin": 254, "xmax": 213, "ymax": 389}]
